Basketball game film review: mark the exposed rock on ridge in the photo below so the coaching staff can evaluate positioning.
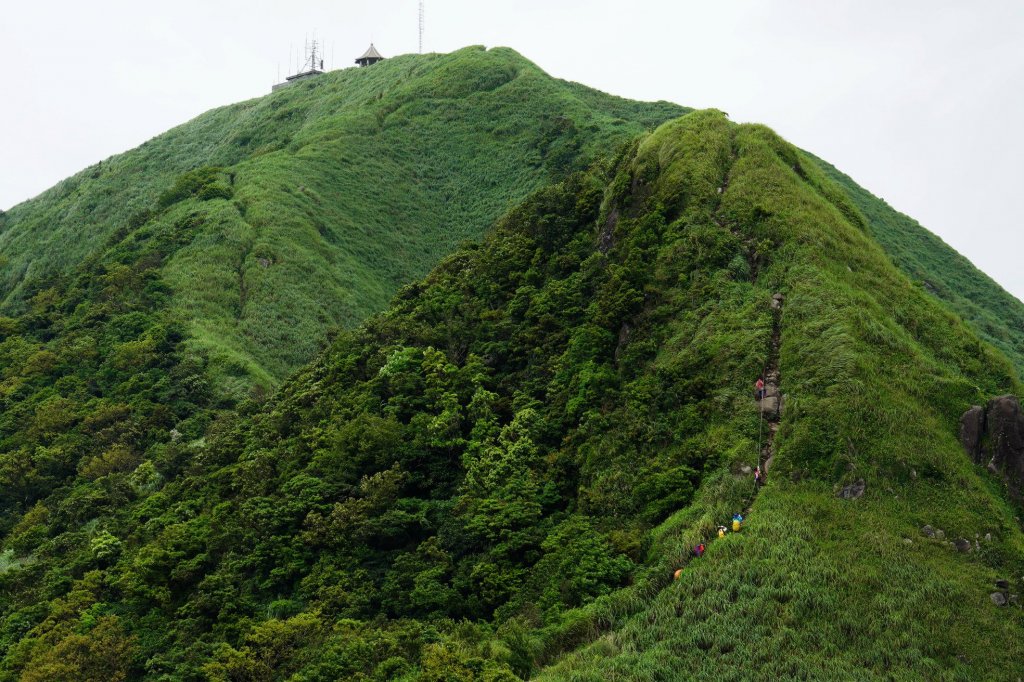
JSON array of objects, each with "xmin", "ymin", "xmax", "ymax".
[{"xmin": 960, "ymin": 395, "xmax": 1024, "ymax": 501}]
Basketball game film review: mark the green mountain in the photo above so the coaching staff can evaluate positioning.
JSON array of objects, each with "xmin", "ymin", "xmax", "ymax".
[
  {"xmin": 814, "ymin": 157, "xmax": 1024, "ymax": 375},
  {"xmin": 0, "ymin": 46, "xmax": 685, "ymax": 400},
  {"xmin": 2, "ymin": 49, "xmax": 1024, "ymax": 681}
]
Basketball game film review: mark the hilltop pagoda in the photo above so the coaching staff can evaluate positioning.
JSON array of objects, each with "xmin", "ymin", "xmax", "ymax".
[{"xmin": 356, "ymin": 44, "xmax": 385, "ymax": 67}]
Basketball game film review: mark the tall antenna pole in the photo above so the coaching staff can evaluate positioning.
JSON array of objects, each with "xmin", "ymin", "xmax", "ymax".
[{"xmin": 419, "ymin": 0, "xmax": 424, "ymax": 54}]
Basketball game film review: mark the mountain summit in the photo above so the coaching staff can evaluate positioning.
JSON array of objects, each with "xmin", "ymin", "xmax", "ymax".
[{"xmin": 0, "ymin": 46, "xmax": 685, "ymax": 400}]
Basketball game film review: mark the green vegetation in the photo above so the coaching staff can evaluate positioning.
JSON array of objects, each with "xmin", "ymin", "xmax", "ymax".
[
  {"xmin": 2, "ymin": 48, "xmax": 1024, "ymax": 680},
  {"xmin": 0, "ymin": 46, "xmax": 686, "ymax": 402},
  {"xmin": 810, "ymin": 155, "xmax": 1024, "ymax": 378},
  {"xmin": 2, "ymin": 103, "xmax": 1023, "ymax": 679},
  {"xmin": 540, "ymin": 121, "xmax": 1024, "ymax": 681}
]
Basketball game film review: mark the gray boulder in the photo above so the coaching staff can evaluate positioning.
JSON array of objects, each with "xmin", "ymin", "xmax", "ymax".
[
  {"xmin": 991, "ymin": 592, "xmax": 1007, "ymax": 606},
  {"xmin": 837, "ymin": 479, "xmax": 866, "ymax": 500},
  {"xmin": 759, "ymin": 396, "xmax": 780, "ymax": 418}
]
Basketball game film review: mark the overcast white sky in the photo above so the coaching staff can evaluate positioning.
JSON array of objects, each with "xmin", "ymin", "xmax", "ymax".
[{"xmin": 2, "ymin": 1, "xmax": 1022, "ymax": 300}]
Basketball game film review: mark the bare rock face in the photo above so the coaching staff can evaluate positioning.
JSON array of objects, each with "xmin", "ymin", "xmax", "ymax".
[
  {"xmin": 986, "ymin": 397, "xmax": 1024, "ymax": 494},
  {"xmin": 960, "ymin": 396, "xmax": 1024, "ymax": 501}
]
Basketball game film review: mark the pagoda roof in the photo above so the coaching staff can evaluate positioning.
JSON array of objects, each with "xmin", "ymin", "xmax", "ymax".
[{"xmin": 358, "ymin": 44, "xmax": 384, "ymax": 60}]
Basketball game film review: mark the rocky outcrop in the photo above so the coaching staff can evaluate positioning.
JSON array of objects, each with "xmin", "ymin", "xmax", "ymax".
[
  {"xmin": 960, "ymin": 395, "xmax": 1024, "ymax": 501},
  {"xmin": 990, "ymin": 579, "xmax": 1020, "ymax": 608}
]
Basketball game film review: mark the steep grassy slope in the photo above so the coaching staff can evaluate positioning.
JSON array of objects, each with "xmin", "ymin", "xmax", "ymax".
[
  {"xmin": 811, "ymin": 156, "xmax": 1024, "ymax": 379},
  {"xmin": 0, "ymin": 46, "xmax": 685, "ymax": 399},
  {"xmin": 3, "ymin": 109, "xmax": 1022, "ymax": 680}
]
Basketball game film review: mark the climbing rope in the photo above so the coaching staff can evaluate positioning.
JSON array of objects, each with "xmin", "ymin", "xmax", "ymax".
[
  {"xmin": 756, "ymin": 369, "xmax": 766, "ymax": 466},
  {"xmin": 754, "ymin": 350, "xmax": 772, "ymax": 472}
]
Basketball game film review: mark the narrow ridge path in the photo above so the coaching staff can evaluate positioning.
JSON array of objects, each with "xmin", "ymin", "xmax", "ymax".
[{"xmin": 710, "ymin": 135, "xmax": 784, "ymax": 502}]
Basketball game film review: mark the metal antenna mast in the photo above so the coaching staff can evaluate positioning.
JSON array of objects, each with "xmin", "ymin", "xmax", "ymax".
[
  {"xmin": 419, "ymin": 0, "xmax": 425, "ymax": 54},
  {"xmin": 299, "ymin": 33, "xmax": 322, "ymax": 73}
]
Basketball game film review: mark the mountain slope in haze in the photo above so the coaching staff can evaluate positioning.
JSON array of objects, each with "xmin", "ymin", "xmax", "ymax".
[
  {"xmin": 0, "ymin": 46, "xmax": 686, "ymax": 399},
  {"xmin": 3, "ymin": 109, "xmax": 1022, "ymax": 680},
  {"xmin": 810, "ymin": 156, "xmax": 1024, "ymax": 378}
]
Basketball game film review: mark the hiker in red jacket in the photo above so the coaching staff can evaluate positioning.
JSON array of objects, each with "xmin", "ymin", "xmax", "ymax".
[
  {"xmin": 755, "ymin": 377, "xmax": 765, "ymax": 400},
  {"xmin": 694, "ymin": 543, "xmax": 706, "ymax": 558}
]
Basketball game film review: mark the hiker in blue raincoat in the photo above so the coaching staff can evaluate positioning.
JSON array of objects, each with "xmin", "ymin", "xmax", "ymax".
[{"xmin": 732, "ymin": 513, "xmax": 744, "ymax": 532}]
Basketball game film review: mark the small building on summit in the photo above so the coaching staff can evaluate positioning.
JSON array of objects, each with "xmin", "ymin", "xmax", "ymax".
[
  {"xmin": 356, "ymin": 44, "xmax": 385, "ymax": 67},
  {"xmin": 272, "ymin": 41, "xmax": 385, "ymax": 92},
  {"xmin": 273, "ymin": 38, "xmax": 326, "ymax": 92},
  {"xmin": 272, "ymin": 63, "xmax": 324, "ymax": 91}
]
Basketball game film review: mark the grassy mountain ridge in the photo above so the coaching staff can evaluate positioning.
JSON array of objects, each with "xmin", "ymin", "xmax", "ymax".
[
  {"xmin": 0, "ymin": 46, "xmax": 686, "ymax": 400},
  {"xmin": 3, "ymin": 107, "xmax": 1022, "ymax": 680},
  {"xmin": 809, "ymin": 155, "xmax": 1024, "ymax": 378},
  {"xmin": 539, "ymin": 118, "xmax": 1024, "ymax": 680},
  {"xmin": 2, "ymin": 48, "xmax": 1024, "ymax": 680}
]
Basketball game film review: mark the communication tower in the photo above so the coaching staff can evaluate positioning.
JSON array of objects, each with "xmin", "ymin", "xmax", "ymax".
[
  {"xmin": 273, "ymin": 34, "xmax": 327, "ymax": 91},
  {"xmin": 419, "ymin": 1, "xmax": 425, "ymax": 54}
]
